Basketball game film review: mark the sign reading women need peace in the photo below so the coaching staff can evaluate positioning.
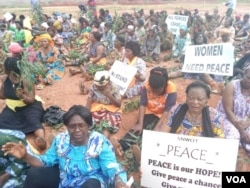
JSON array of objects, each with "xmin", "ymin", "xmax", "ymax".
[
  {"xmin": 165, "ymin": 14, "xmax": 189, "ymax": 35},
  {"xmin": 141, "ymin": 130, "xmax": 239, "ymax": 188},
  {"xmin": 109, "ymin": 60, "xmax": 137, "ymax": 95},
  {"xmin": 182, "ymin": 43, "xmax": 235, "ymax": 76}
]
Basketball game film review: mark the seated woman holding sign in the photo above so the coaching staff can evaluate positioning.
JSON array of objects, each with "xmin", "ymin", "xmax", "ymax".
[
  {"xmin": 217, "ymin": 66, "xmax": 250, "ymax": 171},
  {"xmin": 160, "ymin": 80, "xmax": 224, "ymax": 138},
  {"xmin": 122, "ymin": 40, "xmax": 146, "ymax": 99},
  {"xmin": 169, "ymin": 32, "xmax": 224, "ymax": 95},
  {"xmin": 172, "ymin": 24, "xmax": 191, "ymax": 61},
  {"xmin": 86, "ymin": 70, "xmax": 122, "ymax": 139},
  {"xmin": 111, "ymin": 67, "xmax": 177, "ymax": 169}
]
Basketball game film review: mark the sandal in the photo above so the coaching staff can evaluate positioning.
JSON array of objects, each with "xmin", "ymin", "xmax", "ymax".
[{"xmin": 36, "ymin": 84, "xmax": 45, "ymax": 90}]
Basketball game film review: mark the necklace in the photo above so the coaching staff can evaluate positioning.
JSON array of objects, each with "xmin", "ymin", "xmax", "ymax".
[{"xmin": 186, "ymin": 111, "xmax": 202, "ymax": 126}]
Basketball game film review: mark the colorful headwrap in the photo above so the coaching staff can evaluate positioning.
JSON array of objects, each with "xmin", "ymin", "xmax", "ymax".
[
  {"xmin": 34, "ymin": 33, "xmax": 54, "ymax": 46},
  {"xmin": 94, "ymin": 70, "xmax": 110, "ymax": 86},
  {"xmin": 53, "ymin": 20, "xmax": 62, "ymax": 30},
  {"xmin": 9, "ymin": 42, "xmax": 23, "ymax": 54},
  {"xmin": 179, "ymin": 24, "xmax": 188, "ymax": 32}
]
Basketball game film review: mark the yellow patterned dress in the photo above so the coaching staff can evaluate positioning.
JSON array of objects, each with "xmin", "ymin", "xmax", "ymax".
[{"xmin": 168, "ymin": 103, "xmax": 224, "ymax": 137}]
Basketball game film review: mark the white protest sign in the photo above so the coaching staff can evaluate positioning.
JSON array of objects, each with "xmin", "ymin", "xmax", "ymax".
[
  {"xmin": 109, "ymin": 60, "xmax": 137, "ymax": 95},
  {"xmin": 141, "ymin": 130, "xmax": 239, "ymax": 188},
  {"xmin": 182, "ymin": 43, "xmax": 235, "ymax": 76},
  {"xmin": 57, "ymin": 16, "xmax": 63, "ymax": 22},
  {"xmin": 3, "ymin": 12, "xmax": 13, "ymax": 22},
  {"xmin": 165, "ymin": 14, "xmax": 188, "ymax": 35}
]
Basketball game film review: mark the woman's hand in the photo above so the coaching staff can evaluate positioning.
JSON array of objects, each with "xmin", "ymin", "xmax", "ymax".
[
  {"xmin": 115, "ymin": 181, "xmax": 130, "ymax": 188},
  {"xmin": 101, "ymin": 86, "xmax": 112, "ymax": 97},
  {"xmin": 1, "ymin": 141, "xmax": 27, "ymax": 159},
  {"xmin": 234, "ymin": 120, "xmax": 250, "ymax": 130},
  {"xmin": 15, "ymin": 87, "xmax": 24, "ymax": 98},
  {"xmin": 115, "ymin": 176, "xmax": 130, "ymax": 188},
  {"xmin": 134, "ymin": 71, "xmax": 141, "ymax": 80},
  {"xmin": 131, "ymin": 123, "xmax": 143, "ymax": 134},
  {"xmin": 239, "ymin": 129, "xmax": 250, "ymax": 144}
]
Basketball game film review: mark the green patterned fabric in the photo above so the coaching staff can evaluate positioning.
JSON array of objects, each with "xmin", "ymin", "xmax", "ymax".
[{"xmin": 0, "ymin": 129, "xmax": 30, "ymax": 188}]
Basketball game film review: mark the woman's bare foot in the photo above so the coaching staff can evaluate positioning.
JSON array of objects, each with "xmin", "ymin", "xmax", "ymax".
[
  {"xmin": 79, "ymin": 80, "xmax": 89, "ymax": 95},
  {"xmin": 69, "ymin": 68, "xmax": 76, "ymax": 76}
]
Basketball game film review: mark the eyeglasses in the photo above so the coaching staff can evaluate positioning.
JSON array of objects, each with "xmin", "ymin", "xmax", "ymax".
[{"xmin": 67, "ymin": 123, "xmax": 88, "ymax": 130}]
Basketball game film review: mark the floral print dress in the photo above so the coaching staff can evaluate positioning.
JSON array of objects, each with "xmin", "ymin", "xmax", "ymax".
[{"xmin": 217, "ymin": 80, "xmax": 250, "ymax": 154}]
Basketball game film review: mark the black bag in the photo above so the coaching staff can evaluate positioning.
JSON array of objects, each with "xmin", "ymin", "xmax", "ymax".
[{"xmin": 42, "ymin": 105, "xmax": 66, "ymax": 127}]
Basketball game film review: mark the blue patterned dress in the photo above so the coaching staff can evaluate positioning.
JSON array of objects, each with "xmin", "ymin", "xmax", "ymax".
[
  {"xmin": 36, "ymin": 131, "xmax": 127, "ymax": 188},
  {"xmin": 36, "ymin": 47, "xmax": 65, "ymax": 83}
]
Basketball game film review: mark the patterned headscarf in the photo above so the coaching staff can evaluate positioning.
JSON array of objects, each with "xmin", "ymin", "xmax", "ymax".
[
  {"xmin": 53, "ymin": 20, "xmax": 62, "ymax": 30},
  {"xmin": 94, "ymin": 71, "xmax": 110, "ymax": 86},
  {"xmin": 9, "ymin": 42, "xmax": 23, "ymax": 54},
  {"xmin": 34, "ymin": 33, "xmax": 54, "ymax": 46},
  {"xmin": 179, "ymin": 24, "xmax": 188, "ymax": 32}
]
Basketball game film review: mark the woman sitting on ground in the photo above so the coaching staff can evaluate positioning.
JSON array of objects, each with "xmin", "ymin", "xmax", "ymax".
[
  {"xmin": 74, "ymin": 17, "xmax": 91, "ymax": 47},
  {"xmin": 160, "ymin": 80, "xmax": 224, "ymax": 138},
  {"xmin": 214, "ymin": 17, "xmax": 235, "ymax": 43},
  {"xmin": 169, "ymin": 32, "xmax": 224, "ymax": 94},
  {"xmin": 2, "ymin": 105, "xmax": 129, "ymax": 188},
  {"xmin": 86, "ymin": 70, "xmax": 122, "ymax": 139},
  {"xmin": 47, "ymin": 27, "xmax": 69, "ymax": 57},
  {"xmin": 106, "ymin": 36, "xmax": 126, "ymax": 70},
  {"xmin": 122, "ymin": 40, "xmax": 146, "ymax": 98},
  {"xmin": 0, "ymin": 57, "xmax": 46, "ymax": 150},
  {"xmin": 35, "ymin": 33, "xmax": 65, "ymax": 89},
  {"xmin": 141, "ymin": 25, "xmax": 161, "ymax": 62},
  {"xmin": 69, "ymin": 31, "xmax": 107, "ymax": 80},
  {"xmin": 172, "ymin": 24, "xmax": 191, "ymax": 61},
  {"xmin": 111, "ymin": 67, "xmax": 177, "ymax": 168},
  {"xmin": 217, "ymin": 66, "xmax": 250, "ymax": 170}
]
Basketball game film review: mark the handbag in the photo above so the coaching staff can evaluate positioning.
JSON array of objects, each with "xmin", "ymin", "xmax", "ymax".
[{"xmin": 42, "ymin": 105, "xmax": 66, "ymax": 127}]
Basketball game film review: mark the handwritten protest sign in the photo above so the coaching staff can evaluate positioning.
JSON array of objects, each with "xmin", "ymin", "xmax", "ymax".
[
  {"xmin": 141, "ymin": 130, "xmax": 239, "ymax": 188},
  {"xmin": 165, "ymin": 14, "xmax": 188, "ymax": 35},
  {"xmin": 182, "ymin": 43, "xmax": 235, "ymax": 76},
  {"xmin": 109, "ymin": 60, "xmax": 137, "ymax": 95}
]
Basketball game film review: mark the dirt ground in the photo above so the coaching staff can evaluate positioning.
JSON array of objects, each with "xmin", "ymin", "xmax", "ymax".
[{"xmin": 0, "ymin": 1, "xmax": 250, "ymax": 186}]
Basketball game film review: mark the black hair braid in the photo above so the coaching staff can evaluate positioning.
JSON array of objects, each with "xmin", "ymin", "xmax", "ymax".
[
  {"xmin": 170, "ymin": 104, "xmax": 214, "ymax": 138},
  {"xmin": 201, "ymin": 106, "xmax": 214, "ymax": 137},
  {"xmin": 170, "ymin": 104, "xmax": 188, "ymax": 133}
]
